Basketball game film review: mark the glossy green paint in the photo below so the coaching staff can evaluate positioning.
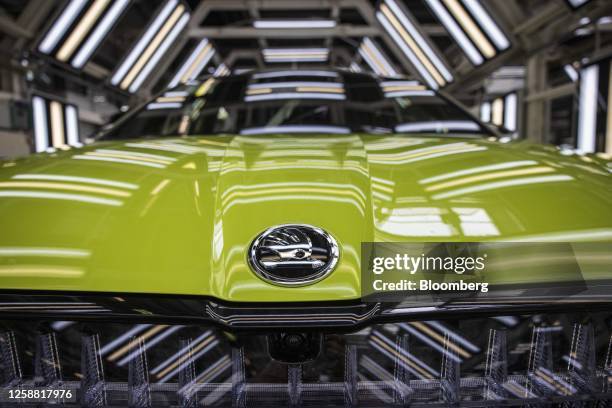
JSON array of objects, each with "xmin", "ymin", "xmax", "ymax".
[{"xmin": 0, "ymin": 134, "xmax": 611, "ymax": 301}]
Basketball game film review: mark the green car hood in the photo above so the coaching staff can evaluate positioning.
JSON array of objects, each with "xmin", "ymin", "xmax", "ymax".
[{"xmin": 0, "ymin": 134, "xmax": 611, "ymax": 302}]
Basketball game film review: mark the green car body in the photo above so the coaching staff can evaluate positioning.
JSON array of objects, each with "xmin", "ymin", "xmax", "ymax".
[{"xmin": 0, "ymin": 134, "xmax": 611, "ymax": 302}]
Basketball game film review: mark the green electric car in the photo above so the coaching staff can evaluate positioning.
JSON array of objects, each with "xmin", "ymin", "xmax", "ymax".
[{"xmin": 0, "ymin": 70, "xmax": 610, "ymax": 406}]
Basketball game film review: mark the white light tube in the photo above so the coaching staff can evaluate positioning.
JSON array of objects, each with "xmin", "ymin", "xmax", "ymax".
[
  {"xmin": 128, "ymin": 12, "xmax": 190, "ymax": 93},
  {"xmin": 38, "ymin": 0, "xmax": 88, "ymax": 54},
  {"xmin": 168, "ymin": 39, "xmax": 209, "ymax": 88},
  {"xmin": 577, "ymin": 64, "xmax": 599, "ymax": 153},
  {"xmin": 72, "ymin": 0, "xmax": 130, "ymax": 68},
  {"xmin": 65, "ymin": 105, "xmax": 80, "ymax": 146},
  {"xmin": 254, "ymin": 20, "xmax": 336, "ymax": 28},
  {"xmin": 386, "ymin": 0, "xmax": 453, "ymax": 81},
  {"xmin": 32, "ymin": 96, "xmax": 49, "ymax": 153},
  {"xmin": 503, "ymin": 92, "xmax": 517, "ymax": 131},
  {"xmin": 376, "ymin": 12, "xmax": 438, "ymax": 89},
  {"xmin": 425, "ymin": 0, "xmax": 483, "ymax": 65},
  {"xmin": 111, "ymin": 0, "xmax": 178, "ymax": 85},
  {"xmin": 461, "ymin": 0, "xmax": 510, "ymax": 50}
]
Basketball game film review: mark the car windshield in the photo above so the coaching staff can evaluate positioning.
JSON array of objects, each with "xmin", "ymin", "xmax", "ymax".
[{"xmin": 101, "ymin": 70, "xmax": 492, "ymax": 139}]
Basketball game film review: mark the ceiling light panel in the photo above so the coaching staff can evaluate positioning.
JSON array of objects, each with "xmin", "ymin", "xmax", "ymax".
[
  {"xmin": 37, "ymin": 0, "xmax": 130, "ymax": 69},
  {"xmin": 425, "ymin": 0, "xmax": 510, "ymax": 66},
  {"xmin": 111, "ymin": 0, "xmax": 190, "ymax": 93},
  {"xmin": 377, "ymin": 0, "xmax": 453, "ymax": 89},
  {"xmin": 31, "ymin": 96, "xmax": 82, "ymax": 153}
]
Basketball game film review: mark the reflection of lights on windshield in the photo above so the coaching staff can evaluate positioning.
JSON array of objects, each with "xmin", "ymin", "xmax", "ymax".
[
  {"xmin": 252, "ymin": 70, "xmax": 338, "ymax": 79},
  {"xmin": 395, "ymin": 121, "xmax": 480, "ymax": 133},
  {"xmin": 431, "ymin": 175, "xmax": 574, "ymax": 200},
  {"xmin": 245, "ymin": 92, "xmax": 346, "ymax": 102},
  {"xmin": 240, "ymin": 125, "xmax": 351, "ymax": 135}
]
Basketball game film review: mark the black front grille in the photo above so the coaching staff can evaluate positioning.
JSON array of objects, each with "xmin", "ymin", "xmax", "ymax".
[{"xmin": 0, "ymin": 312, "xmax": 610, "ymax": 406}]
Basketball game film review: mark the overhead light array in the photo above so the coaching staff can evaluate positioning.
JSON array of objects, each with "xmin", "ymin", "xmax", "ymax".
[
  {"xmin": 168, "ymin": 38, "xmax": 215, "ymax": 88},
  {"xmin": 424, "ymin": 0, "xmax": 510, "ymax": 66},
  {"xmin": 376, "ymin": 0, "xmax": 453, "ymax": 89},
  {"xmin": 358, "ymin": 38, "xmax": 399, "ymax": 77},
  {"xmin": 479, "ymin": 92, "xmax": 519, "ymax": 132},
  {"xmin": 31, "ymin": 96, "xmax": 81, "ymax": 153},
  {"xmin": 253, "ymin": 20, "xmax": 336, "ymax": 29},
  {"xmin": 245, "ymin": 81, "xmax": 345, "ymax": 102},
  {"xmin": 111, "ymin": 0, "xmax": 190, "ymax": 93},
  {"xmin": 262, "ymin": 48, "xmax": 329, "ymax": 63},
  {"xmin": 146, "ymin": 90, "xmax": 188, "ymax": 110},
  {"xmin": 577, "ymin": 59, "xmax": 612, "ymax": 154},
  {"xmin": 37, "ymin": 0, "xmax": 131, "ymax": 69}
]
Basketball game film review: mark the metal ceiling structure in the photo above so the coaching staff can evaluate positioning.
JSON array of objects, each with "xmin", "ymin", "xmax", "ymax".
[{"xmin": 0, "ymin": 0, "xmax": 611, "ymax": 152}]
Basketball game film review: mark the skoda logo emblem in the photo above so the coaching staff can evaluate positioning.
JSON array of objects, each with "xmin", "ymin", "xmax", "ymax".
[{"xmin": 248, "ymin": 224, "xmax": 339, "ymax": 286}]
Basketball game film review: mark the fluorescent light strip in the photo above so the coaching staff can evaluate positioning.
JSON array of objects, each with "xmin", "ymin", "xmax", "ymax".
[
  {"xmin": 395, "ymin": 121, "xmax": 480, "ymax": 132},
  {"xmin": 49, "ymin": 101, "xmax": 65, "ymax": 148},
  {"xmin": 376, "ymin": 12, "xmax": 437, "ymax": 89},
  {"xmin": 32, "ymin": 96, "xmax": 49, "ymax": 153},
  {"xmin": 442, "ymin": 0, "xmax": 495, "ymax": 58},
  {"xmin": 491, "ymin": 97, "xmax": 503, "ymax": 126},
  {"xmin": 254, "ymin": 20, "xmax": 336, "ymax": 28},
  {"xmin": 349, "ymin": 62, "xmax": 362, "ymax": 73},
  {"xmin": 72, "ymin": 0, "xmax": 130, "ymax": 68},
  {"xmin": 252, "ymin": 70, "xmax": 338, "ymax": 79},
  {"xmin": 425, "ymin": 0, "xmax": 483, "ymax": 65},
  {"xmin": 577, "ymin": 64, "xmax": 599, "ymax": 153},
  {"xmin": 381, "ymin": 80, "xmax": 422, "ymax": 87},
  {"xmin": 168, "ymin": 39, "xmax": 210, "ymax": 88},
  {"xmin": 111, "ymin": 0, "xmax": 178, "ymax": 86},
  {"xmin": 360, "ymin": 37, "xmax": 398, "ymax": 76},
  {"xmin": 480, "ymin": 101, "xmax": 491, "ymax": 122},
  {"xmin": 240, "ymin": 125, "xmax": 350, "ymax": 135},
  {"xmin": 385, "ymin": 90, "xmax": 435, "ymax": 97},
  {"xmin": 39, "ymin": 0, "xmax": 88, "ymax": 54},
  {"xmin": 249, "ymin": 81, "xmax": 343, "ymax": 89},
  {"xmin": 64, "ymin": 105, "xmax": 80, "ymax": 146},
  {"xmin": 263, "ymin": 48, "xmax": 328, "ymax": 55},
  {"xmin": 213, "ymin": 63, "xmax": 229, "ymax": 77},
  {"xmin": 564, "ymin": 64, "xmax": 578, "ymax": 82},
  {"xmin": 183, "ymin": 46, "xmax": 214, "ymax": 83},
  {"xmin": 265, "ymin": 56, "xmax": 328, "ymax": 63},
  {"xmin": 147, "ymin": 102, "xmax": 183, "ymax": 110},
  {"xmin": 121, "ymin": 5, "xmax": 185, "ymax": 90},
  {"xmin": 385, "ymin": 0, "xmax": 452, "ymax": 82},
  {"xmin": 461, "ymin": 0, "xmax": 510, "ymax": 50},
  {"xmin": 129, "ymin": 12, "xmax": 190, "ymax": 93},
  {"xmin": 245, "ymin": 92, "xmax": 345, "ymax": 102},
  {"xmin": 56, "ymin": 0, "xmax": 111, "ymax": 62},
  {"xmin": 503, "ymin": 93, "xmax": 517, "ymax": 131}
]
